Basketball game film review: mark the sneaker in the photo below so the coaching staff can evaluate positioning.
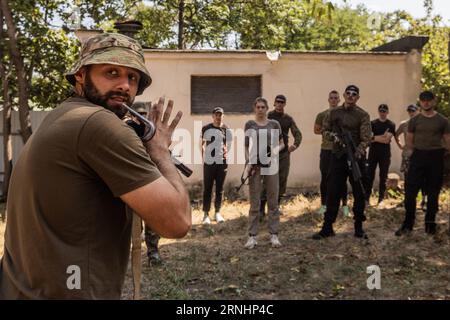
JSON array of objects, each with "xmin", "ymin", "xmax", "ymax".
[
  {"xmin": 202, "ymin": 215, "xmax": 211, "ymax": 225},
  {"xmin": 244, "ymin": 236, "xmax": 257, "ymax": 249},
  {"xmin": 395, "ymin": 225, "xmax": 412, "ymax": 237},
  {"xmin": 317, "ymin": 205, "xmax": 326, "ymax": 215},
  {"xmin": 270, "ymin": 234, "xmax": 282, "ymax": 248},
  {"xmin": 342, "ymin": 205, "xmax": 350, "ymax": 217},
  {"xmin": 215, "ymin": 212, "xmax": 225, "ymax": 223}
]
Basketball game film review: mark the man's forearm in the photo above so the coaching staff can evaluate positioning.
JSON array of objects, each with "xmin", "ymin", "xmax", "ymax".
[{"xmin": 150, "ymin": 149, "xmax": 188, "ymax": 195}]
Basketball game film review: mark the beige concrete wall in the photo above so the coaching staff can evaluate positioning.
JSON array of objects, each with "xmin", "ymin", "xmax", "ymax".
[
  {"xmin": 138, "ymin": 50, "xmax": 422, "ymax": 189},
  {"xmin": 0, "ymin": 50, "xmax": 422, "ymax": 191}
]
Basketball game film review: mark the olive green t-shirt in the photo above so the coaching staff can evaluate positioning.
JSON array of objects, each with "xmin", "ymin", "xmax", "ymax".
[
  {"xmin": 315, "ymin": 109, "xmax": 333, "ymax": 150},
  {"xmin": 408, "ymin": 113, "xmax": 450, "ymax": 150},
  {"xmin": 0, "ymin": 97, "xmax": 161, "ymax": 299}
]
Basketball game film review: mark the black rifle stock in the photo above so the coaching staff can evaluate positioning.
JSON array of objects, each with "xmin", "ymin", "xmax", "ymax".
[{"xmin": 334, "ymin": 121, "xmax": 366, "ymax": 199}]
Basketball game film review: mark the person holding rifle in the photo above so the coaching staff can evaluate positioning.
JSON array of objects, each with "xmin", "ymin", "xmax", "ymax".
[
  {"xmin": 0, "ymin": 33, "xmax": 191, "ymax": 299},
  {"xmin": 314, "ymin": 90, "xmax": 350, "ymax": 216},
  {"xmin": 259, "ymin": 94, "xmax": 302, "ymax": 220},
  {"xmin": 312, "ymin": 85, "xmax": 371, "ymax": 240},
  {"xmin": 244, "ymin": 97, "xmax": 284, "ymax": 249}
]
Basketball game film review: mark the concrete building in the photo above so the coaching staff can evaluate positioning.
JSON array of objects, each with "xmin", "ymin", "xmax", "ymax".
[{"xmin": 0, "ymin": 36, "xmax": 428, "ymax": 194}]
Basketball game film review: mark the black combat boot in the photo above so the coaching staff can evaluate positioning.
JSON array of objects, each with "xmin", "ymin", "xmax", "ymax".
[
  {"xmin": 354, "ymin": 221, "xmax": 368, "ymax": 239},
  {"xmin": 312, "ymin": 222, "xmax": 335, "ymax": 240},
  {"xmin": 425, "ymin": 222, "xmax": 437, "ymax": 235},
  {"xmin": 395, "ymin": 224, "xmax": 413, "ymax": 237}
]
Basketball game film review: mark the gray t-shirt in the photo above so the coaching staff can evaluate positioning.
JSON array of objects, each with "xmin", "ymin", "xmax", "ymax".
[{"xmin": 244, "ymin": 119, "xmax": 282, "ymax": 166}]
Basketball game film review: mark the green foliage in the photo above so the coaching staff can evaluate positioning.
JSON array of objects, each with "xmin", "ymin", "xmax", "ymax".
[
  {"xmin": 1, "ymin": 0, "xmax": 449, "ymax": 112},
  {"xmin": 130, "ymin": 3, "xmax": 177, "ymax": 48},
  {"xmin": 29, "ymin": 29, "xmax": 78, "ymax": 109},
  {"xmin": 1, "ymin": 0, "xmax": 78, "ymax": 110}
]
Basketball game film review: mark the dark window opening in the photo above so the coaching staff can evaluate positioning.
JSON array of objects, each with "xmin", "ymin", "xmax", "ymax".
[{"xmin": 191, "ymin": 75, "xmax": 262, "ymax": 114}]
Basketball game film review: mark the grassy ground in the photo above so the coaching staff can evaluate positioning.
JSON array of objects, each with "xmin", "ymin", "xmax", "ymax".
[
  {"xmin": 120, "ymin": 193, "xmax": 450, "ymax": 300},
  {"xmin": 2, "ymin": 195, "xmax": 450, "ymax": 300}
]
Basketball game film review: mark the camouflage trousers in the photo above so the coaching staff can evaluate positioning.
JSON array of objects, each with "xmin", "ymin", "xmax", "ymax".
[
  {"xmin": 144, "ymin": 224, "xmax": 160, "ymax": 256},
  {"xmin": 400, "ymin": 154, "xmax": 410, "ymax": 177}
]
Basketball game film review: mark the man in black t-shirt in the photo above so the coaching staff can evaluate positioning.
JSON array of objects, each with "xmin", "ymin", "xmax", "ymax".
[
  {"xmin": 365, "ymin": 104, "xmax": 396, "ymax": 206},
  {"xmin": 201, "ymin": 107, "xmax": 232, "ymax": 224}
]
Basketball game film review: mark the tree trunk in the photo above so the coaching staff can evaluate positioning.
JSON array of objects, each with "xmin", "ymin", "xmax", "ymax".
[
  {"xmin": 0, "ymin": 62, "xmax": 12, "ymax": 207},
  {"xmin": 0, "ymin": 5, "xmax": 12, "ymax": 216},
  {"xmin": 0, "ymin": 0, "xmax": 32, "ymax": 144},
  {"xmin": 178, "ymin": 0, "xmax": 184, "ymax": 49}
]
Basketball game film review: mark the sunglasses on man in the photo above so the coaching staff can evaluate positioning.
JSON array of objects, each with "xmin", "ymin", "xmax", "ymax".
[
  {"xmin": 275, "ymin": 100, "xmax": 286, "ymax": 104},
  {"xmin": 345, "ymin": 91, "xmax": 358, "ymax": 97}
]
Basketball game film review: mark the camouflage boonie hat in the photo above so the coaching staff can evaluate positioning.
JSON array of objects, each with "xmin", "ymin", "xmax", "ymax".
[{"xmin": 65, "ymin": 33, "xmax": 151, "ymax": 95}]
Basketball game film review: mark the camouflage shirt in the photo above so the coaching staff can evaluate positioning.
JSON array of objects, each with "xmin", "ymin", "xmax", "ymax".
[
  {"xmin": 322, "ymin": 104, "xmax": 372, "ymax": 157},
  {"xmin": 268, "ymin": 110, "xmax": 302, "ymax": 153}
]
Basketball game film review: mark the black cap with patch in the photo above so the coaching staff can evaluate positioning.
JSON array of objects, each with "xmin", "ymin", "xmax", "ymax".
[
  {"xmin": 378, "ymin": 104, "xmax": 389, "ymax": 112},
  {"xmin": 212, "ymin": 106, "xmax": 224, "ymax": 114},
  {"xmin": 345, "ymin": 85, "xmax": 359, "ymax": 94},
  {"xmin": 275, "ymin": 94, "xmax": 287, "ymax": 102},
  {"xmin": 407, "ymin": 104, "xmax": 418, "ymax": 112}
]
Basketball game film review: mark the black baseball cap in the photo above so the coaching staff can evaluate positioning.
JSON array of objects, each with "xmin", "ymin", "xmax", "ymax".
[
  {"xmin": 132, "ymin": 102, "xmax": 147, "ymax": 113},
  {"xmin": 212, "ymin": 106, "xmax": 224, "ymax": 114},
  {"xmin": 406, "ymin": 104, "xmax": 418, "ymax": 112},
  {"xmin": 419, "ymin": 90, "xmax": 435, "ymax": 101},
  {"xmin": 378, "ymin": 104, "xmax": 389, "ymax": 112},
  {"xmin": 275, "ymin": 94, "xmax": 287, "ymax": 102},
  {"xmin": 345, "ymin": 85, "xmax": 359, "ymax": 94}
]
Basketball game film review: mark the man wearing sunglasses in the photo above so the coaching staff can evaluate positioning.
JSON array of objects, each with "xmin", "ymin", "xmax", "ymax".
[
  {"xmin": 313, "ymin": 85, "xmax": 371, "ymax": 240},
  {"xmin": 396, "ymin": 91, "xmax": 450, "ymax": 236},
  {"xmin": 259, "ymin": 94, "xmax": 302, "ymax": 220},
  {"xmin": 314, "ymin": 90, "xmax": 350, "ymax": 217},
  {"xmin": 365, "ymin": 104, "xmax": 396, "ymax": 207}
]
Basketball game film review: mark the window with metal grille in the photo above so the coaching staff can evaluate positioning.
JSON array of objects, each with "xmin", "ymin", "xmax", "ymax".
[{"xmin": 191, "ymin": 75, "xmax": 262, "ymax": 114}]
